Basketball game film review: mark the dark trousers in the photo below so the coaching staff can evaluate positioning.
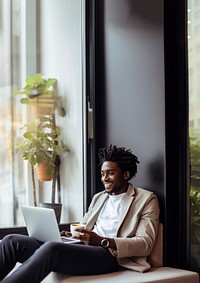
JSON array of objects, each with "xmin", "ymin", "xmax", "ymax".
[{"xmin": 0, "ymin": 234, "xmax": 119, "ymax": 283}]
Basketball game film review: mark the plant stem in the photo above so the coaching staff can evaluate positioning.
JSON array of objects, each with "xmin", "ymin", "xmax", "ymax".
[
  {"xmin": 51, "ymin": 113, "xmax": 57, "ymax": 204},
  {"xmin": 51, "ymin": 173, "xmax": 56, "ymax": 204},
  {"xmin": 57, "ymin": 157, "xmax": 61, "ymax": 203},
  {"xmin": 31, "ymin": 165, "xmax": 37, "ymax": 207}
]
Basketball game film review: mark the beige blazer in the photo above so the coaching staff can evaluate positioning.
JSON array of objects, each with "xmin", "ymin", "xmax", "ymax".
[{"xmin": 81, "ymin": 183, "xmax": 160, "ymax": 272}]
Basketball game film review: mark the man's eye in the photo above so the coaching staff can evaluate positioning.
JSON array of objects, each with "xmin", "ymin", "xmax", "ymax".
[{"xmin": 101, "ymin": 171, "xmax": 115, "ymax": 177}]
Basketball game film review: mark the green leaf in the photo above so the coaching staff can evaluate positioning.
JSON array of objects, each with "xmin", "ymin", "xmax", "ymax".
[
  {"xmin": 23, "ymin": 132, "xmax": 33, "ymax": 139},
  {"xmin": 46, "ymin": 165, "xmax": 55, "ymax": 175},
  {"xmin": 57, "ymin": 106, "xmax": 66, "ymax": 117},
  {"xmin": 13, "ymin": 90, "xmax": 28, "ymax": 95},
  {"xmin": 46, "ymin": 78, "xmax": 57, "ymax": 88},
  {"xmin": 20, "ymin": 98, "xmax": 30, "ymax": 104}
]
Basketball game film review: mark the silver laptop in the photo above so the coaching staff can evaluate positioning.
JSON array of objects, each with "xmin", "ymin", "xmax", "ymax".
[{"xmin": 21, "ymin": 205, "xmax": 80, "ymax": 244}]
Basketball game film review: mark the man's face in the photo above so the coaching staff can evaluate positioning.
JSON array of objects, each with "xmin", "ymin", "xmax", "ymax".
[{"xmin": 101, "ymin": 161, "xmax": 128, "ymax": 195}]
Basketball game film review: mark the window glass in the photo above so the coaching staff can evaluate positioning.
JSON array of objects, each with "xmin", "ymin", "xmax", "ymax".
[
  {"xmin": 0, "ymin": 0, "xmax": 85, "ymax": 228},
  {"xmin": 188, "ymin": 0, "xmax": 200, "ymax": 272}
]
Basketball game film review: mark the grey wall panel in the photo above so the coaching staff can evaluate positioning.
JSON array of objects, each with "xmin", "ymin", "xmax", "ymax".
[{"xmin": 103, "ymin": 0, "xmax": 164, "ymax": 207}]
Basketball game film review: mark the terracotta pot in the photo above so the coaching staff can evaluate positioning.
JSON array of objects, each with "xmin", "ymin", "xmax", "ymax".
[
  {"xmin": 40, "ymin": 202, "xmax": 62, "ymax": 224},
  {"xmin": 30, "ymin": 94, "xmax": 57, "ymax": 116},
  {"xmin": 36, "ymin": 162, "xmax": 54, "ymax": 181}
]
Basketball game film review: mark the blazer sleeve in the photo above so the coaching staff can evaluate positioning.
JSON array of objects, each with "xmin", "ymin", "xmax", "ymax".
[{"xmin": 114, "ymin": 193, "xmax": 160, "ymax": 259}]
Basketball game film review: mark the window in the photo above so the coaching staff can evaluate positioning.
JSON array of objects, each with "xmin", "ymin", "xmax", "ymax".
[
  {"xmin": 188, "ymin": 0, "xmax": 200, "ymax": 273},
  {"xmin": 0, "ymin": 0, "xmax": 86, "ymax": 228}
]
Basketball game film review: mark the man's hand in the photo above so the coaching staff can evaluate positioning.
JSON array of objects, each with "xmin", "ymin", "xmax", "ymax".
[
  {"xmin": 73, "ymin": 227, "xmax": 102, "ymax": 245},
  {"xmin": 73, "ymin": 227, "xmax": 117, "ymax": 250},
  {"xmin": 61, "ymin": 228, "xmax": 117, "ymax": 249}
]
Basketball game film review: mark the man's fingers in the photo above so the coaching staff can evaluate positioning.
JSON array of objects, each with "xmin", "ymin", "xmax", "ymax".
[
  {"xmin": 60, "ymin": 230, "xmax": 72, "ymax": 237},
  {"xmin": 75, "ymin": 227, "xmax": 88, "ymax": 233},
  {"xmin": 60, "ymin": 230, "xmax": 66, "ymax": 236}
]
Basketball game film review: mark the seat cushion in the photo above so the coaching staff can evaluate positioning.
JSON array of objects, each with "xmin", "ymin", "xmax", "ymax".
[{"xmin": 42, "ymin": 267, "xmax": 199, "ymax": 283}]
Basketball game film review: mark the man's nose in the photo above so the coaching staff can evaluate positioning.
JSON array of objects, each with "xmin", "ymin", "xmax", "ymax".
[{"xmin": 103, "ymin": 173, "xmax": 109, "ymax": 181}]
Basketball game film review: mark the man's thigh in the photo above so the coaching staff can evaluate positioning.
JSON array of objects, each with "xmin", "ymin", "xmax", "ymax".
[{"xmin": 54, "ymin": 243, "xmax": 119, "ymax": 275}]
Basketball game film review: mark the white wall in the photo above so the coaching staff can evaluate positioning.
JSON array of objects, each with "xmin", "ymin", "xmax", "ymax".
[{"xmin": 39, "ymin": 0, "xmax": 85, "ymax": 223}]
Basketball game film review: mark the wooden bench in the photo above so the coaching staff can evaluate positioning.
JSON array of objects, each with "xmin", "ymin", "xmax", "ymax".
[{"xmin": 42, "ymin": 224, "xmax": 199, "ymax": 283}]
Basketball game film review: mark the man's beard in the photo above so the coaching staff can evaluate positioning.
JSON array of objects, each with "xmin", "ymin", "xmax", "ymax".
[{"xmin": 104, "ymin": 180, "xmax": 126, "ymax": 194}]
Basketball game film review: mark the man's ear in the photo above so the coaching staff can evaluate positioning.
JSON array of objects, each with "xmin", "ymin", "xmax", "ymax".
[{"xmin": 124, "ymin": 171, "xmax": 130, "ymax": 180}]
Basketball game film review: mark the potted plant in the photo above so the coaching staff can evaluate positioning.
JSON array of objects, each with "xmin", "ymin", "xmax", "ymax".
[
  {"xmin": 16, "ymin": 116, "xmax": 69, "ymax": 222},
  {"xmin": 14, "ymin": 73, "xmax": 66, "ymax": 117}
]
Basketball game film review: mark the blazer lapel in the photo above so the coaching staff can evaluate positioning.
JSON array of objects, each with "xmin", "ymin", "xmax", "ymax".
[
  {"xmin": 86, "ymin": 192, "xmax": 109, "ymax": 229},
  {"xmin": 117, "ymin": 184, "xmax": 136, "ymax": 231}
]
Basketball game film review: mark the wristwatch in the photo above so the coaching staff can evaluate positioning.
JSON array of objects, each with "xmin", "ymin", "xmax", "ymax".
[{"xmin": 101, "ymin": 238, "xmax": 109, "ymax": 248}]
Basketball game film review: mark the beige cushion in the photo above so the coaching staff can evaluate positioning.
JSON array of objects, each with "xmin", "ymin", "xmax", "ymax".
[{"xmin": 42, "ymin": 267, "xmax": 199, "ymax": 283}]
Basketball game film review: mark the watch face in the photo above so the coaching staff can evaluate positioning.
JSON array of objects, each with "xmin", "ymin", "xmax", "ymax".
[{"xmin": 101, "ymin": 239, "xmax": 109, "ymax": 248}]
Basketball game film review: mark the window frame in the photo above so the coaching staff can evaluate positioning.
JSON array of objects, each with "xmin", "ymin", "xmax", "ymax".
[{"xmin": 164, "ymin": 0, "xmax": 190, "ymax": 268}]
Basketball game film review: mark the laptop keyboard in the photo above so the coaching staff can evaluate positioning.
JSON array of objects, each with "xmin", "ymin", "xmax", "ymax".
[{"xmin": 61, "ymin": 236, "xmax": 80, "ymax": 244}]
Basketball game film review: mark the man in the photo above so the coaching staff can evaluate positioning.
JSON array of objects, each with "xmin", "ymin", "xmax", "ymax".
[{"xmin": 0, "ymin": 145, "xmax": 160, "ymax": 283}]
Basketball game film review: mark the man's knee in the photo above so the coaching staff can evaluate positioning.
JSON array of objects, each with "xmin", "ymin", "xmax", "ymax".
[
  {"xmin": 33, "ymin": 241, "xmax": 62, "ymax": 270},
  {"xmin": 2, "ymin": 234, "xmax": 22, "ymax": 244},
  {"xmin": 37, "ymin": 241, "xmax": 60, "ymax": 256}
]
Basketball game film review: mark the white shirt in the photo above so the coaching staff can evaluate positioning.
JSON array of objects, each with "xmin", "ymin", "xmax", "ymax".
[{"xmin": 93, "ymin": 193, "xmax": 126, "ymax": 237}]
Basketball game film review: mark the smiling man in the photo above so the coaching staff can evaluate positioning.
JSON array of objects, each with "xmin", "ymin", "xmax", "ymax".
[
  {"xmin": 0, "ymin": 145, "xmax": 160, "ymax": 283},
  {"xmin": 101, "ymin": 161, "xmax": 129, "ymax": 194}
]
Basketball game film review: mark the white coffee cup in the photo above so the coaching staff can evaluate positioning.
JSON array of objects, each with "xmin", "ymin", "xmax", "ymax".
[{"xmin": 70, "ymin": 223, "xmax": 85, "ymax": 236}]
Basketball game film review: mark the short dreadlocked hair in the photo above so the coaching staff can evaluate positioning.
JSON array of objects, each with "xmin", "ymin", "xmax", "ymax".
[{"xmin": 98, "ymin": 145, "xmax": 140, "ymax": 180}]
